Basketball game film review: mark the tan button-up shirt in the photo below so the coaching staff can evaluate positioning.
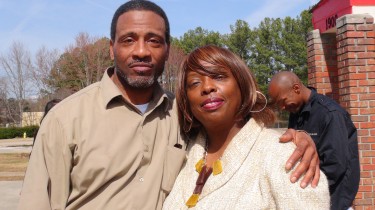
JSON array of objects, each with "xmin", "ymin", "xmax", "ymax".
[{"xmin": 18, "ymin": 68, "xmax": 186, "ymax": 210}]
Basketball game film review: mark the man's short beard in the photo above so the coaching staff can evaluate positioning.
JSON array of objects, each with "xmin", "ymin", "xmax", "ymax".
[{"xmin": 114, "ymin": 62, "xmax": 157, "ymax": 89}]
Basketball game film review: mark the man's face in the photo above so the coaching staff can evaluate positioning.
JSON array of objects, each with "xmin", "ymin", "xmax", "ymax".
[
  {"xmin": 110, "ymin": 10, "xmax": 169, "ymax": 89},
  {"xmin": 269, "ymin": 84, "xmax": 302, "ymax": 114}
]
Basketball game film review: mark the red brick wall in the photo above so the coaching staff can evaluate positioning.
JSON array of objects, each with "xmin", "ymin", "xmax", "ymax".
[
  {"xmin": 336, "ymin": 14, "xmax": 375, "ymax": 209},
  {"xmin": 308, "ymin": 14, "xmax": 375, "ymax": 209},
  {"xmin": 307, "ymin": 30, "xmax": 339, "ymax": 101}
]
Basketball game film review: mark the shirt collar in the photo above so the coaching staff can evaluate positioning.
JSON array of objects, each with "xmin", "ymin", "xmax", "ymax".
[
  {"xmin": 100, "ymin": 67, "xmax": 172, "ymax": 113},
  {"xmin": 148, "ymin": 82, "xmax": 174, "ymax": 113},
  {"xmin": 100, "ymin": 67, "xmax": 123, "ymax": 108},
  {"xmin": 299, "ymin": 87, "xmax": 317, "ymax": 114}
]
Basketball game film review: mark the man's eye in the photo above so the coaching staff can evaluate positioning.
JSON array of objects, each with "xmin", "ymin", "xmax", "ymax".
[
  {"xmin": 150, "ymin": 39, "xmax": 160, "ymax": 43},
  {"xmin": 121, "ymin": 38, "xmax": 135, "ymax": 45},
  {"xmin": 148, "ymin": 39, "xmax": 162, "ymax": 47}
]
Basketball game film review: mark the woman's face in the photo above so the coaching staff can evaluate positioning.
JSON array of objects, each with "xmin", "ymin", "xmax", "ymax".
[{"xmin": 186, "ymin": 62, "xmax": 242, "ymax": 129}]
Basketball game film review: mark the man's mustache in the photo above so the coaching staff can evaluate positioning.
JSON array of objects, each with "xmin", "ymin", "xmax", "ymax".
[{"xmin": 128, "ymin": 59, "xmax": 152, "ymax": 66}]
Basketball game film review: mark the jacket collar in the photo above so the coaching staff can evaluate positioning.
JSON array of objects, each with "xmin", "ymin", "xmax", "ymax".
[
  {"xmin": 189, "ymin": 118, "xmax": 263, "ymax": 199},
  {"xmin": 298, "ymin": 87, "xmax": 318, "ymax": 115}
]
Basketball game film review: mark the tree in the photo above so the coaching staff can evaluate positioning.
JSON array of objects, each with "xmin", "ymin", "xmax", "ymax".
[
  {"xmin": 0, "ymin": 41, "xmax": 33, "ymax": 125},
  {"xmin": 0, "ymin": 97, "xmax": 20, "ymax": 126},
  {"xmin": 160, "ymin": 44, "xmax": 186, "ymax": 93},
  {"xmin": 174, "ymin": 27, "xmax": 223, "ymax": 54},
  {"xmin": 224, "ymin": 20, "xmax": 253, "ymax": 62},
  {"xmin": 248, "ymin": 17, "xmax": 281, "ymax": 92},
  {"xmin": 32, "ymin": 46, "xmax": 61, "ymax": 99},
  {"xmin": 0, "ymin": 77, "xmax": 12, "ymax": 125},
  {"xmin": 292, "ymin": 10, "xmax": 314, "ymax": 84},
  {"xmin": 248, "ymin": 10, "xmax": 313, "ymax": 92},
  {"xmin": 50, "ymin": 32, "xmax": 112, "ymax": 92}
]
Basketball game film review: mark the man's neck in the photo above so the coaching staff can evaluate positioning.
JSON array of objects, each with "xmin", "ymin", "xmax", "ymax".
[
  {"xmin": 301, "ymin": 86, "xmax": 312, "ymax": 104},
  {"xmin": 111, "ymin": 72, "xmax": 154, "ymax": 105}
]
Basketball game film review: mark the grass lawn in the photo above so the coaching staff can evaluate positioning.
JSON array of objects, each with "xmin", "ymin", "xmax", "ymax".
[{"xmin": 0, "ymin": 153, "xmax": 29, "ymax": 181}]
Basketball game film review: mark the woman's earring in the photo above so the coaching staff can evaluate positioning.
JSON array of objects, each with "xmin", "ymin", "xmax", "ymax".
[{"xmin": 250, "ymin": 91, "xmax": 267, "ymax": 113}]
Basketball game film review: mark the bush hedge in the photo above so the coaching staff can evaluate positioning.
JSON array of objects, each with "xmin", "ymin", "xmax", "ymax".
[{"xmin": 0, "ymin": 126, "xmax": 39, "ymax": 139}]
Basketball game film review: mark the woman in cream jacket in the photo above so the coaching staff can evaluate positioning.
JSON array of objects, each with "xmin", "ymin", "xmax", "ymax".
[{"xmin": 163, "ymin": 45, "xmax": 330, "ymax": 210}]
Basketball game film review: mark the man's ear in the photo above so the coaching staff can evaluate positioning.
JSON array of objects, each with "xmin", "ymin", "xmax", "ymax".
[
  {"xmin": 109, "ymin": 39, "xmax": 115, "ymax": 60},
  {"xmin": 292, "ymin": 84, "xmax": 300, "ymax": 94}
]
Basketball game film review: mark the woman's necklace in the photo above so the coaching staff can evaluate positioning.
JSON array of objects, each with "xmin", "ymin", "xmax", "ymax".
[
  {"xmin": 185, "ymin": 140, "xmax": 223, "ymax": 208},
  {"xmin": 195, "ymin": 151, "xmax": 223, "ymax": 175}
]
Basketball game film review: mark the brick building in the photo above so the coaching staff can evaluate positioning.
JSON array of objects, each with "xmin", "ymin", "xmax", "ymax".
[{"xmin": 309, "ymin": 0, "xmax": 375, "ymax": 208}]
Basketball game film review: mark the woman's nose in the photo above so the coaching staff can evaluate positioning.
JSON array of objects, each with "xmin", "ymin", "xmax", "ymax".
[{"xmin": 201, "ymin": 77, "xmax": 216, "ymax": 95}]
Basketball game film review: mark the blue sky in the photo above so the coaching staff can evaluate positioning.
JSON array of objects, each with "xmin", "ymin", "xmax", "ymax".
[{"xmin": 0, "ymin": 0, "xmax": 319, "ymax": 61}]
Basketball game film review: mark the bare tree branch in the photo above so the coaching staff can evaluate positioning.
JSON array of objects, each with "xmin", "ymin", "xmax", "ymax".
[
  {"xmin": 0, "ymin": 41, "xmax": 33, "ymax": 125},
  {"xmin": 32, "ymin": 46, "xmax": 60, "ymax": 99}
]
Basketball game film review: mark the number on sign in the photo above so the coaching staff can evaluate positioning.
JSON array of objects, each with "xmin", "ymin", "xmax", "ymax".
[{"xmin": 326, "ymin": 14, "xmax": 338, "ymax": 30}]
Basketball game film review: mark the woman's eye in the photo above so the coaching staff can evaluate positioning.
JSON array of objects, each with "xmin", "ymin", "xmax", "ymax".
[
  {"xmin": 214, "ymin": 75, "xmax": 226, "ymax": 80},
  {"xmin": 188, "ymin": 81, "xmax": 200, "ymax": 88}
]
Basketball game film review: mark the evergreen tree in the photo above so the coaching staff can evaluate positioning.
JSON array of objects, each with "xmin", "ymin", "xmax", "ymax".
[
  {"xmin": 224, "ymin": 20, "xmax": 253, "ymax": 62},
  {"xmin": 173, "ymin": 27, "xmax": 223, "ymax": 54}
]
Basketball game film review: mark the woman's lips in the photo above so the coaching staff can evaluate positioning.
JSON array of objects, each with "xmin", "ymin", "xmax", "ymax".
[{"xmin": 201, "ymin": 97, "xmax": 224, "ymax": 111}]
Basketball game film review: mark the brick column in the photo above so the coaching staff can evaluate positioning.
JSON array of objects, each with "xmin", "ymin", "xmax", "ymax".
[
  {"xmin": 307, "ymin": 29, "xmax": 339, "ymax": 101},
  {"xmin": 336, "ymin": 14, "xmax": 375, "ymax": 209}
]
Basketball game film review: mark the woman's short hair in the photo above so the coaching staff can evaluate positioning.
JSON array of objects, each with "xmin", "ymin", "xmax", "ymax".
[{"xmin": 176, "ymin": 45, "xmax": 275, "ymax": 136}]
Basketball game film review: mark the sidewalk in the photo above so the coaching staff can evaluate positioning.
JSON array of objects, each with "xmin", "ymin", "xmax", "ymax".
[
  {"xmin": 0, "ymin": 138, "xmax": 33, "ymax": 153},
  {"xmin": 0, "ymin": 138, "xmax": 32, "ymax": 210},
  {"xmin": 0, "ymin": 181, "xmax": 23, "ymax": 210}
]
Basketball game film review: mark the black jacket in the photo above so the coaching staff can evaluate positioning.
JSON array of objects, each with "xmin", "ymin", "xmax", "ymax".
[{"xmin": 288, "ymin": 89, "xmax": 360, "ymax": 210}]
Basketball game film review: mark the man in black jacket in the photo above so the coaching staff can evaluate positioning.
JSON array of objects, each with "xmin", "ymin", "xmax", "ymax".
[{"xmin": 268, "ymin": 71, "xmax": 360, "ymax": 210}]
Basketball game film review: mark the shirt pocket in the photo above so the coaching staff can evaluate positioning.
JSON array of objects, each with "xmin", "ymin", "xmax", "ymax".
[{"xmin": 162, "ymin": 145, "xmax": 186, "ymax": 193}]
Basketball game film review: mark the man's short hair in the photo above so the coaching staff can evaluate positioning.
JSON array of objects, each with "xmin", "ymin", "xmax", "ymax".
[{"xmin": 110, "ymin": 0, "xmax": 170, "ymax": 44}]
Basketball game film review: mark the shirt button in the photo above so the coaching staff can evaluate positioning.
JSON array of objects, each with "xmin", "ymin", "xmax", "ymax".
[
  {"xmin": 139, "ymin": 177, "xmax": 144, "ymax": 182},
  {"xmin": 143, "ymin": 145, "xmax": 149, "ymax": 152}
]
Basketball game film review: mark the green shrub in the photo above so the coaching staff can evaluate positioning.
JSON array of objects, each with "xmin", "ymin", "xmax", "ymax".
[{"xmin": 0, "ymin": 126, "xmax": 39, "ymax": 139}]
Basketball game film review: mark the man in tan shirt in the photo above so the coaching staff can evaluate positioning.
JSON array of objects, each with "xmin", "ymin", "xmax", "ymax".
[{"xmin": 18, "ymin": 1, "xmax": 321, "ymax": 209}]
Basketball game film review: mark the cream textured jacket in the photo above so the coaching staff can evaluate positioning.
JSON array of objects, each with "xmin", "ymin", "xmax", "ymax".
[{"xmin": 163, "ymin": 119, "xmax": 330, "ymax": 210}]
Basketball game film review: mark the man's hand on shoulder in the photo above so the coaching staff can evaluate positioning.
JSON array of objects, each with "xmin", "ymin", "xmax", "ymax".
[{"xmin": 279, "ymin": 129, "xmax": 320, "ymax": 189}]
